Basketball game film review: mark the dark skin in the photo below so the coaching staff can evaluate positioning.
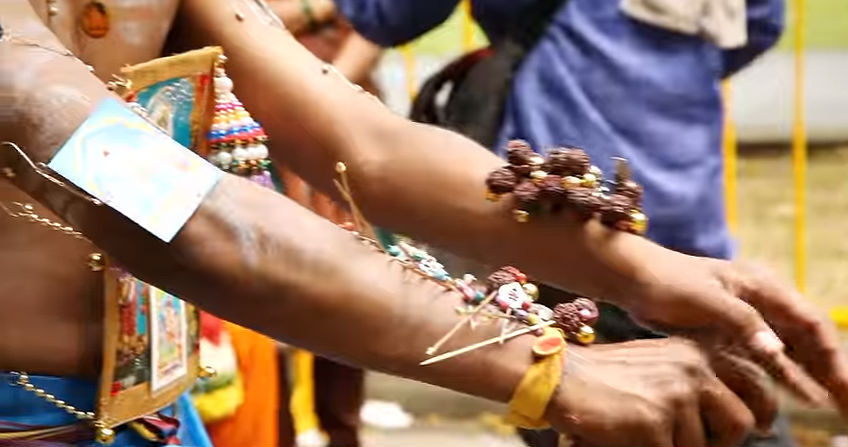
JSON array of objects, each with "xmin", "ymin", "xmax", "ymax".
[{"xmin": 2, "ymin": 0, "xmax": 848, "ymax": 444}]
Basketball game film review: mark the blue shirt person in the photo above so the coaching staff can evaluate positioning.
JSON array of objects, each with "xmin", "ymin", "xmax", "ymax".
[{"xmin": 336, "ymin": 0, "xmax": 783, "ymax": 260}]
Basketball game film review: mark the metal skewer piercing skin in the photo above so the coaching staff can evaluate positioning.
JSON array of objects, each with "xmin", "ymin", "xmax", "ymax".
[{"xmin": 330, "ymin": 160, "xmax": 601, "ymax": 367}]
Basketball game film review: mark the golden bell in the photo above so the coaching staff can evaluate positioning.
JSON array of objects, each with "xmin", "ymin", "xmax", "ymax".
[
  {"xmin": 530, "ymin": 170, "xmax": 548, "ymax": 184},
  {"xmin": 528, "ymin": 156, "xmax": 545, "ymax": 166},
  {"xmin": 522, "ymin": 283, "xmax": 540, "ymax": 301},
  {"xmin": 562, "ymin": 176, "xmax": 582, "ymax": 189},
  {"xmin": 87, "ymin": 253, "xmax": 104, "ymax": 272},
  {"xmin": 198, "ymin": 365, "xmax": 217, "ymax": 379},
  {"xmin": 589, "ymin": 165, "xmax": 603, "ymax": 178},
  {"xmin": 513, "ymin": 210, "xmax": 530, "ymax": 223},
  {"xmin": 629, "ymin": 211, "xmax": 648, "ymax": 235},
  {"xmin": 94, "ymin": 424, "xmax": 116, "ymax": 445},
  {"xmin": 581, "ymin": 173, "xmax": 597, "ymax": 188},
  {"xmin": 576, "ymin": 325, "xmax": 596, "ymax": 345},
  {"xmin": 486, "ymin": 191, "xmax": 501, "ymax": 202}
]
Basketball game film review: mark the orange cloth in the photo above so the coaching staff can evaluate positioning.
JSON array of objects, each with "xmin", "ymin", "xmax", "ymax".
[{"xmin": 205, "ymin": 322, "xmax": 279, "ymax": 447}]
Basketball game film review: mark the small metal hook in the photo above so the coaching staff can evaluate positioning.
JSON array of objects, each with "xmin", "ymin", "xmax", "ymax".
[{"xmin": 1, "ymin": 141, "xmax": 103, "ymax": 206}]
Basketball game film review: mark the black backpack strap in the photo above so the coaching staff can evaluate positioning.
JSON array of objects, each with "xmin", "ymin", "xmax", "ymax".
[{"xmin": 411, "ymin": 0, "xmax": 569, "ymax": 147}]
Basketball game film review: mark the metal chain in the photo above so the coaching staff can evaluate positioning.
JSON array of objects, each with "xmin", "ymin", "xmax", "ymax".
[
  {"xmin": 0, "ymin": 32, "xmax": 94, "ymax": 73},
  {"xmin": 0, "ymin": 201, "xmax": 88, "ymax": 241},
  {"xmin": 9, "ymin": 372, "xmax": 95, "ymax": 421}
]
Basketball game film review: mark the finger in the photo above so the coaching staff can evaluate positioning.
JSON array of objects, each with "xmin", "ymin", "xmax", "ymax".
[
  {"xmin": 700, "ymin": 377, "xmax": 755, "ymax": 447},
  {"xmin": 710, "ymin": 349, "xmax": 778, "ymax": 432},
  {"xmin": 709, "ymin": 294, "xmax": 828, "ymax": 406},
  {"xmin": 732, "ymin": 263, "xmax": 848, "ymax": 413},
  {"xmin": 743, "ymin": 340, "xmax": 829, "ymax": 407},
  {"xmin": 673, "ymin": 404, "xmax": 705, "ymax": 447}
]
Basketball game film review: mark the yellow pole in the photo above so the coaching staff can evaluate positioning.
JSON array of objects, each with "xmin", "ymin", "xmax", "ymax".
[
  {"xmin": 400, "ymin": 44, "xmax": 417, "ymax": 102},
  {"xmin": 791, "ymin": 0, "xmax": 807, "ymax": 293},
  {"xmin": 462, "ymin": 0, "xmax": 474, "ymax": 51},
  {"xmin": 721, "ymin": 81, "xmax": 738, "ymax": 234},
  {"xmin": 289, "ymin": 349, "xmax": 321, "ymax": 436}
]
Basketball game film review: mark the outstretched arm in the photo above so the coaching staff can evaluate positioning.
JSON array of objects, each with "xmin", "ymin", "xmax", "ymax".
[
  {"xmin": 171, "ymin": 0, "xmax": 848, "ymax": 416},
  {"xmin": 0, "ymin": 7, "xmax": 767, "ymax": 443}
]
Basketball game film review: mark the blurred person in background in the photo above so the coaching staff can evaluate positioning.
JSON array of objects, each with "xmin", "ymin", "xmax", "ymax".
[
  {"xmin": 334, "ymin": 0, "xmax": 787, "ymax": 445},
  {"xmin": 269, "ymin": 2, "xmax": 383, "ymax": 446}
]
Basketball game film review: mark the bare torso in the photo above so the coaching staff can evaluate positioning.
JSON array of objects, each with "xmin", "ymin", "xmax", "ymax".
[{"xmin": 0, "ymin": 0, "xmax": 179, "ymax": 377}]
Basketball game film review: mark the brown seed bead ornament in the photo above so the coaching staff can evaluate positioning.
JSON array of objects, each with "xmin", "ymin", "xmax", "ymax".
[
  {"xmin": 485, "ymin": 140, "xmax": 648, "ymax": 235},
  {"xmin": 330, "ymin": 160, "xmax": 600, "ymax": 366}
]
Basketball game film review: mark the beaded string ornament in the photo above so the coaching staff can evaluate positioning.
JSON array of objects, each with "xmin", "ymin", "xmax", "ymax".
[
  {"xmin": 331, "ymin": 162, "xmax": 600, "ymax": 366},
  {"xmin": 205, "ymin": 55, "xmax": 274, "ymax": 189},
  {"xmin": 486, "ymin": 140, "xmax": 648, "ymax": 234}
]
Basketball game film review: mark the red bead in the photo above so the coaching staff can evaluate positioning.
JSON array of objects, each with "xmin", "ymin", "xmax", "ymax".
[{"xmin": 515, "ymin": 272, "xmax": 527, "ymax": 284}]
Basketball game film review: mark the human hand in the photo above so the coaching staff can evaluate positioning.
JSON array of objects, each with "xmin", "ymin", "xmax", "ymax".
[
  {"xmin": 624, "ymin": 251, "xmax": 847, "ymax": 414},
  {"xmin": 546, "ymin": 338, "xmax": 761, "ymax": 447}
]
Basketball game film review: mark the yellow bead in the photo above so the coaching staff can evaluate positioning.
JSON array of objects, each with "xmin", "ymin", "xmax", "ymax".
[
  {"xmin": 513, "ymin": 210, "xmax": 530, "ymax": 223},
  {"xmin": 576, "ymin": 325, "xmax": 595, "ymax": 345},
  {"xmin": 87, "ymin": 253, "xmax": 104, "ymax": 272},
  {"xmin": 526, "ymin": 314, "xmax": 540, "ymax": 325},
  {"xmin": 198, "ymin": 365, "xmax": 217, "ymax": 379},
  {"xmin": 522, "ymin": 283, "xmax": 539, "ymax": 301},
  {"xmin": 530, "ymin": 170, "xmax": 547, "ymax": 183},
  {"xmin": 562, "ymin": 176, "xmax": 582, "ymax": 189},
  {"xmin": 486, "ymin": 191, "xmax": 501, "ymax": 202},
  {"xmin": 630, "ymin": 211, "xmax": 648, "ymax": 235},
  {"xmin": 581, "ymin": 173, "xmax": 597, "ymax": 188},
  {"xmin": 95, "ymin": 425, "xmax": 116, "ymax": 445},
  {"xmin": 589, "ymin": 165, "xmax": 603, "ymax": 178}
]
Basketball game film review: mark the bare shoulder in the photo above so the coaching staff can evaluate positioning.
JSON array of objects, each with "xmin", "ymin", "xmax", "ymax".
[{"xmin": 17, "ymin": 0, "xmax": 181, "ymax": 78}]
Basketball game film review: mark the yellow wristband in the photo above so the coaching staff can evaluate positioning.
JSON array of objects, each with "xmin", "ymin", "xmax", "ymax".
[{"xmin": 505, "ymin": 327, "xmax": 566, "ymax": 428}]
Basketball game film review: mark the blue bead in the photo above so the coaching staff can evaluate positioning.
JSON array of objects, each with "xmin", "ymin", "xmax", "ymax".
[
  {"xmin": 387, "ymin": 245, "xmax": 401, "ymax": 257},
  {"xmin": 473, "ymin": 291, "xmax": 485, "ymax": 303}
]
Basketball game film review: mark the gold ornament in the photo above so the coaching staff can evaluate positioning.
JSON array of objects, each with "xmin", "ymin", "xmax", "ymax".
[
  {"xmin": 530, "ymin": 170, "xmax": 547, "ymax": 183},
  {"xmin": 522, "ymin": 283, "xmax": 540, "ymax": 301},
  {"xmin": 87, "ymin": 253, "xmax": 104, "ymax": 272},
  {"xmin": 94, "ymin": 424, "xmax": 116, "ymax": 445},
  {"xmin": 513, "ymin": 210, "xmax": 530, "ymax": 223},
  {"xmin": 581, "ymin": 173, "xmax": 597, "ymax": 188},
  {"xmin": 629, "ymin": 211, "xmax": 648, "ymax": 235},
  {"xmin": 486, "ymin": 191, "xmax": 501, "ymax": 202},
  {"xmin": 562, "ymin": 176, "xmax": 582, "ymax": 189},
  {"xmin": 589, "ymin": 165, "xmax": 602, "ymax": 178},
  {"xmin": 528, "ymin": 156, "xmax": 545, "ymax": 166},
  {"xmin": 576, "ymin": 325, "xmax": 595, "ymax": 345},
  {"xmin": 198, "ymin": 365, "xmax": 218, "ymax": 379}
]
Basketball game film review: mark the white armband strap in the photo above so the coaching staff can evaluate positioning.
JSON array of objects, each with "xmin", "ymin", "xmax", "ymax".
[{"xmin": 48, "ymin": 98, "xmax": 222, "ymax": 242}]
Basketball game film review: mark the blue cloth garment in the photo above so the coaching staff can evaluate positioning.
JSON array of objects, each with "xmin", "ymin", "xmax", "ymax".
[
  {"xmin": 336, "ymin": 0, "xmax": 783, "ymax": 258},
  {"xmin": 0, "ymin": 373, "xmax": 212, "ymax": 447}
]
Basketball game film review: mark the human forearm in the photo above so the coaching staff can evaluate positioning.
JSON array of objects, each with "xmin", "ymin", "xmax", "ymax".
[
  {"xmin": 266, "ymin": 0, "xmax": 335, "ymax": 35},
  {"xmin": 174, "ymin": 0, "xmax": 666, "ymax": 307}
]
